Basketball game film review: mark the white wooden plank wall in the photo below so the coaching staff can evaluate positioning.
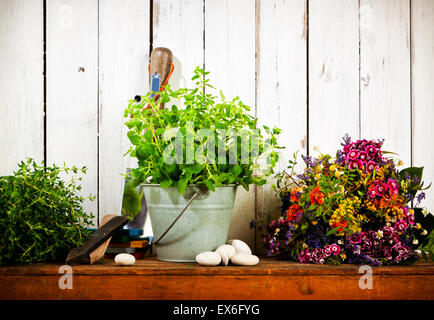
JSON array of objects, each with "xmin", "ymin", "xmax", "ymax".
[
  {"xmin": 99, "ymin": 0, "xmax": 150, "ymax": 222},
  {"xmin": 360, "ymin": 0, "xmax": 411, "ymax": 165},
  {"xmin": 46, "ymin": 0, "xmax": 99, "ymax": 225},
  {"xmin": 205, "ymin": 0, "xmax": 256, "ymax": 249},
  {"xmin": 0, "ymin": 0, "xmax": 44, "ymax": 174},
  {"xmin": 1, "ymin": 0, "xmax": 433, "ymax": 252},
  {"xmin": 309, "ymin": 0, "xmax": 360, "ymax": 155},
  {"xmin": 256, "ymin": 0, "xmax": 307, "ymax": 252},
  {"xmin": 411, "ymin": 0, "xmax": 434, "ymax": 212}
]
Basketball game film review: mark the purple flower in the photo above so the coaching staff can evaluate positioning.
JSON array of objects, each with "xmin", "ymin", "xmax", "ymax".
[
  {"xmin": 249, "ymin": 220, "xmax": 256, "ymax": 229},
  {"xmin": 341, "ymin": 134, "xmax": 351, "ymax": 147},
  {"xmin": 350, "ymin": 233, "xmax": 362, "ymax": 244},
  {"xmin": 416, "ymin": 192, "xmax": 426, "ymax": 205}
]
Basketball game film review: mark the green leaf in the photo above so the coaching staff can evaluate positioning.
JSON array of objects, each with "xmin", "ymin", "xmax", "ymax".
[
  {"xmin": 399, "ymin": 166, "xmax": 424, "ymax": 182},
  {"xmin": 326, "ymin": 227, "xmax": 339, "ymax": 236},
  {"xmin": 144, "ymin": 129, "xmax": 153, "ymax": 143},
  {"xmin": 203, "ymin": 179, "xmax": 215, "ymax": 192},
  {"xmin": 178, "ymin": 178, "xmax": 188, "ymax": 194},
  {"xmin": 229, "ymin": 165, "xmax": 243, "ymax": 177},
  {"xmin": 160, "ymin": 179, "xmax": 172, "ymax": 189},
  {"xmin": 127, "ymin": 131, "xmax": 141, "ymax": 145}
]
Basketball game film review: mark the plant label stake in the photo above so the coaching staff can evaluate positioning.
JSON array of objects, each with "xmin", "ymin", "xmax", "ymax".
[{"xmin": 150, "ymin": 73, "xmax": 161, "ymax": 98}]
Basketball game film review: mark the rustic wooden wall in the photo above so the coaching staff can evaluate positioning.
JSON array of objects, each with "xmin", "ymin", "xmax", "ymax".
[{"xmin": 1, "ymin": 0, "xmax": 433, "ymax": 253}]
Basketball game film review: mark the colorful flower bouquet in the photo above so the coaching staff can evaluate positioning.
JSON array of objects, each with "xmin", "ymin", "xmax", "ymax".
[{"xmin": 262, "ymin": 135, "xmax": 434, "ymax": 266}]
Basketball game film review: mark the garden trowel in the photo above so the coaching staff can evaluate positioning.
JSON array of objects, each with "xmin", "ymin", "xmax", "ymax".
[{"xmin": 144, "ymin": 47, "xmax": 174, "ymax": 109}]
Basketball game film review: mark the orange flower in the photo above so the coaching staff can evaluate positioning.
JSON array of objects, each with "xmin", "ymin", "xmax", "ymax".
[
  {"xmin": 309, "ymin": 186, "xmax": 324, "ymax": 205},
  {"xmin": 290, "ymin": 190, "xmax": 298, "ymax": 203},
  {"xmin": 286, "ymin": 204, "xmax": 303, "ymax": 222},
  {"xmin": 330, "ymin": 220, "xmax": 348, "ymax": 235}
]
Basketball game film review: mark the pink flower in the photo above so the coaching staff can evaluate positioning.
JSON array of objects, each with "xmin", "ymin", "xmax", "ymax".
[
  {"xmin": 368, "ymin": 189, "xmax": 378, "ymax": 198},
  {"xmin": 359, "ymin": 151, "xmax": 369, "ymax": 161},
  {"xmin": 395, "ymin": 220, "xmax": 407, "ymax": 233},
  {"xmin": 389, "ymin": 188, "xmax": 399, "ymax": 196},
  {"xmin": 298, "ymin": 249, "xmax": 310, "ymax": 263},
  {"xmin": 348, "ymin": 160, "xmax": 362, "ymax": 170},
  {"xmin": 330, "ymin": 244, "xmax": 341, "ymax": 256},
  {"xmin": 387, "ymin": 179, "xmax": 398, "ymax": 189},
  {"xmin": 366, "ymin": 161, "xmax": 377, "ymax": 173},
  {"xmin": 348, "ymin": 150, "xmax": 359, "ymax": 160},
  {"xmin": 365, "ymin": 145, "xmax": 378, "ymax": 156},
  {"xmin": 375, "ymin": 183, "xmax": 387, "ymax": 195},
  {"xmin": 407, "ymin": 212, "xmax": 415, "ymax": 225}
]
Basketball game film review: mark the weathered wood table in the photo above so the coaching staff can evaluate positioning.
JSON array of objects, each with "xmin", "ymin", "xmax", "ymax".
[{"xmin": 0, "ymin": 257, "xmax": 433, "ymax": 300}]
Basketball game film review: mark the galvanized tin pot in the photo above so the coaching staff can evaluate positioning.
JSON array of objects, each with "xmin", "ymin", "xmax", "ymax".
[{"xmin": 142, "ymin": 184, "xmax": 237, "ymax": 262}]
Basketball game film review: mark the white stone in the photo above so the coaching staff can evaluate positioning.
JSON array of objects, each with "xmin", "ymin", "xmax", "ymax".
[
  {"xmin": 215, "ymin": 244, "xmax": 236, "ymax": 266},
  {"xmin": 231, "ymin": 254, "xmax": 259, "ymax": 266},
  {"xmin": 195, "ymin": 251, "xmax": 221, "ymax": 266},
  {"xmin": 114, "ymin": 253, "xmax": 136, "ymax": 266},
  {"xmin": 215, "ymin": 247, "xmax": 229, "ymax": 266},
  {"xmin": 227, "ymin": 239, "xmax": 252, "ymax": 255}
]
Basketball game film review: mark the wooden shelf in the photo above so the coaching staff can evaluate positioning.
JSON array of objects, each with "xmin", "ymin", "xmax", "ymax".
[{"xmin": 0, "ymin": 257, "xmax": 433, "ymax": 300}]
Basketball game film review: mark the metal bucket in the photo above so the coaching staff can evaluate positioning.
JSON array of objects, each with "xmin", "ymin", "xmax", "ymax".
[{"xmin": 142, "ymin": 184, "xmax": 237, "ymax": 262}]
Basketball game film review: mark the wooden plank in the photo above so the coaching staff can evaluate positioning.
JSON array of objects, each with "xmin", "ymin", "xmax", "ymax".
[
  {"xmin": 46, "ymin": 0, "xmax": 98, "ymax": 225},
  {"xmin": 0, "ymin": 0, "xmax": 44, "ymax": 174},
  {"xmin": 309, "ymin": 0, "xmax": 360, "ymax": 155},
  {"xmin": 1, "ymin": 273, "xmax": 433, "ymax": 300},
  {"xmin": 256, "ymin": 0, "xmax": 308, "ymax": 253},
  {"xmin": 153, "ymin": 0, "xmax": 204, "ymax": 90},
  {"xmin": 411, "ymin": 0, "xmax": 434, "ymax": 212},
  {"xmin": 0, "ymin": 258, "xmax": 433, "ymax": 300},
  {"xmin": 98, "ymin": 0, "xmax": 150, "ymax": 224},
  {"xmin": 360, "ymin": 0, "xmax": 411, "ymax": 165},
  {"xmin": 2, "ymin": 258, "xmax": 433, "ymax": 276},
  {"xmin": 204, "ymin": 0, "xmax": 256, "ymax": 250}
]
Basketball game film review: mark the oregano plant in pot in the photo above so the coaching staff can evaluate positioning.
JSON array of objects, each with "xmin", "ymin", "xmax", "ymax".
[{"xmin": 123, "ymin": 67, "xmax": 282, "ymax": 261}]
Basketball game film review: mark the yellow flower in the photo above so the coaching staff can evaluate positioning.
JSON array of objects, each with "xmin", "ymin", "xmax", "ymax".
[
  {"xmin": 340, "ymin": 253, "xmax": 346, "ymax": 260},
  {"xmin": 397, "ymin": 160, "xmax": 404, "ymax": 167},
  {"xmin": 416, "ymin": 223, "xmax": 421, "ymax": 230},
  {"xmin": 314, "ymin": 174, "xmax": 321, "ymax": 181},
  {"xmin": 315, "ymin": 165, "xmax": 322, "ymax": 172},
  {"xmin": 334, "ymin": 171, "xmax": 341, "ymax": 178},
  {"xmin": 329, "ymin": 165, "xmax": 336, "ymax": 172},
  {"xmin": 311, "ymin": 220, "xmax": 318, "ymax": 225}
]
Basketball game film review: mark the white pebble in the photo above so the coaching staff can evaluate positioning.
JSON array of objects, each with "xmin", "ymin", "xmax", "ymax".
[
  {"xmin": 195, "ymin": 251, "xmax": 221, "ymax": 266},
  {"xmin": 231, "ymin": 254, "xmax": 259, "ymax": 266},
  {"xmin": 114, "ymin": 253, "xmax": 136, "ymax": 266},
  {"xmin": 227, "ymin": 239, "xmax": 252, "ymax": 255},
  {"xmin": 215, "ymin": 245, "xmax": 236, "ymax": 266},
  {"xmin": 215, "ymin": 247, "xmax": 229, "ymax": 266}
]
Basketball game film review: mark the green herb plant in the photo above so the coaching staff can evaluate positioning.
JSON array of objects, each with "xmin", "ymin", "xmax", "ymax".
[
  {"xmin": 124, "ymin": 67, "xmax": 283, "ymax": 194},
  {"xmin": 0, "ymin": 159, "xmax": 94, "ymax": 265}
]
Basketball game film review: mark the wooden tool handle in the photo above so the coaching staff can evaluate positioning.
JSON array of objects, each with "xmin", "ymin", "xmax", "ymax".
[{"xmin": 149, "ymin": 47, "xmax": 173, "ymax": 108}]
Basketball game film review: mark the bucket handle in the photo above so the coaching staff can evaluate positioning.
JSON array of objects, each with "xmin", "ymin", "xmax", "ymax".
[{"xmin": 154, "ymin": 191, "xmax": 200, "ymax": 245}]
